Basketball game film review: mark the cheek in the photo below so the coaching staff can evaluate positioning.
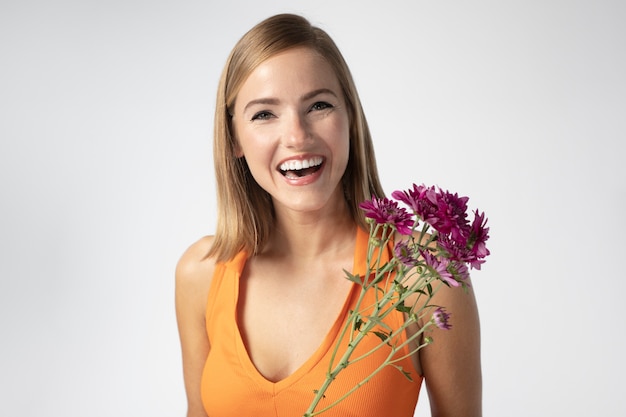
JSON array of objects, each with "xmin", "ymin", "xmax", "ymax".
[
  {"xmin": 235, "ymin": 130, "xmax": 273, "ymax": 176},
  {"xmin": 232, "ymin": 122, "xmax": 259, "ymax": 159},
  {"xmin": 335, "ymin": 119, "xmax": 351, "ymax": 160},
  {"xmin": 237, "ymin": 131, "xmax": 264, "ymax": 159}
]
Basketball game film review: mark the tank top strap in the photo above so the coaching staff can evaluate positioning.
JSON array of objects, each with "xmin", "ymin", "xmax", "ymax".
[{"xmin": 206, "ymin": 249, "xmax": 248, "ymax": 326}]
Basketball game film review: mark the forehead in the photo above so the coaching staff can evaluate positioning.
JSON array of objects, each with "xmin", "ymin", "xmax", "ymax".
[{"xmin": 235, "ymin": 47, "xmax": 342, "ymax": 105}]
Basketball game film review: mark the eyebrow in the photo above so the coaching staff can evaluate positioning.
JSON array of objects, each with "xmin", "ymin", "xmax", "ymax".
[{"xmin": 242, "ymin": 88, "xmax": 339, "ymax": 114}]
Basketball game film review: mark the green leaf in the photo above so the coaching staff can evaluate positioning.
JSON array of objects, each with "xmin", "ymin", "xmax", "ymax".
[
  {"xmin": 372, "ymin": 331, "xmax": 390, "ymax": 345},
  {"xmin": 394, "ymin": 280, "xmax": 408, "ymax": 294},
  {"xmin": 353, "ymin": 317, "xmax": 364, "ymax": 332},
  {"xmin": 395, "ymin": 301, "xmax": 412, "ymax": 314},
  {"xmin": 344, "ymin": 270, "xmax": 363, "ymax": 285}
]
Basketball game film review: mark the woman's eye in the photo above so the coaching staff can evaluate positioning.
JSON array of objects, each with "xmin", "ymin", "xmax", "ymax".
[
  {"xmin": 310, "ymin": 101, "xmax": 333, "ymax": 112},
  {"xmin": 251, "ymin": 111, "xmax": 274, "ymax": 121}
]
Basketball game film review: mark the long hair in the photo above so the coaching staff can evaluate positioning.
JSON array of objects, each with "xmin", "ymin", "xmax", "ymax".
[{"xmin": 208, "ymin": 13, "xmax": 384, "ymax": 262}]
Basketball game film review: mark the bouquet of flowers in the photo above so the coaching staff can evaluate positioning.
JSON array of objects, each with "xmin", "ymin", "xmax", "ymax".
[{"xmin": 303, "ymin": 183, "xmax": 490, "ymax": 416}]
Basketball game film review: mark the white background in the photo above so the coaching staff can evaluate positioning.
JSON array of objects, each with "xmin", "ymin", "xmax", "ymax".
[{"xmin": 1, "ymin": 1, "xmax": 624, "ymax": 416}]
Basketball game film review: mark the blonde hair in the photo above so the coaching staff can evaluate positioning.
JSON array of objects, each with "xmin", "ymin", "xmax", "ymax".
[{"xmin": 209, "ymin": 13, "xmax": 384, "ymax": 262}]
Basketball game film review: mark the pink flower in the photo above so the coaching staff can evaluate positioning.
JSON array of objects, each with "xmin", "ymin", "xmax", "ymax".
[
  {"xmin": 449, "ymin": 260, "xmax": 470, "ymax": 283},
  {"xmin": 359, "ymin": 197, "xmax": 414, "ymax": 235},
  {"xmin": 391, "ymin": 184, "xmax": 429, "ymax": 214},
  {"xmin": 467, "ymin": 210, "xmax": 490, "ymax": 268},
  {"xmin": 394, "ymin": 241, "xmax": 417, "ymax": 267},
  {"xmin": 437, "ymin": 210, "xmax": 490, "ymax": 270},
  {"xmin": 420, "ymin": 250, "xmax": 459, "ymax": 287},
  {"xmin": 432, "ymin": 307, "xmax": 452, "ymax": 330},
  {"xmin": 394, "ymin": 184, "xmax": 490, "ymax": 270},
  {"xmin": 392, "ymin": 184, "xmax": 470, "ymax": 240},
  {"xmin": 392, "ymin": 184, "xmax": 470, "ymax": 249}
]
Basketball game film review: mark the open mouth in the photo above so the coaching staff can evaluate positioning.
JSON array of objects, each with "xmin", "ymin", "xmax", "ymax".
[{"xmin": 279, "ymin": 156, "xmax": 324, "ymax": 179}]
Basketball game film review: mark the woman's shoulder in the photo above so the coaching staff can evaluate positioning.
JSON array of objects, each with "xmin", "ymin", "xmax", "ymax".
[{"xmin": 175, "ymin": 236, "xmax": 217, "ymax": 298}]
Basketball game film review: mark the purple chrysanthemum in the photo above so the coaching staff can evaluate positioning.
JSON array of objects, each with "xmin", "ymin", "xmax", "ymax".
[
  {"xmin": 420, "ymin": 250, "xmax": 459, "ymax": 287},
  {"xmin": 448, "ymin": 260, "xmax": 470, "ymax": 283},
  {"xmin": 394, "ymin": 184, "xmax": 490, "ymax": 270},
  {"xmin": 432, "ymin": 307, "xmax": 452, "ymax": 330},
  {"xmin": 392, "ymin": 184, "xmax": 429, "ymax": 214},
  {"xmin": 437, "ymin": 209, "xmax": 490, "ymax": 270},
  {"xmin": 393, "ymin": 184, "xmax": 470, "ymax": 240},
  {"xmin": 394, "ymin": 241, "xmax": 417, "ymax": 267},
  {"xmin": 359, "ymin": 197, "xmax": 414, "ymax": 235},
  {"xmin": 467, "ymin": 210, "xmax": 490, "ymax": 267}
]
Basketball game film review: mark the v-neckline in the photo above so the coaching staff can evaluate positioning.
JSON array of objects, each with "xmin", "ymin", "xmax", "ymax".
[{"xmin": 232, "ymin": 227, "xmax": 369, "ymax": 392}]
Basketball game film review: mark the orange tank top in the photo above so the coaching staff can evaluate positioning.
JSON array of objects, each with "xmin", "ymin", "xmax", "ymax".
[{"xmin": 201, "ymin": 227, "xmax": 422, "ymax": 416}]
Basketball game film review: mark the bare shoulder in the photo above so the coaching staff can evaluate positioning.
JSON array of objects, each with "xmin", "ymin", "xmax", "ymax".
[
  {"xmin": 176, "ymin": 236, "xmax": 216, "ymax": 284},
  {"xmin": 396, "ymin": 230, "xmax": 482, "ymax": 415},
  {"xmin": 176, "ymin": 236, "xmax": 217, "ymax": 313},
  {"xmin": 175, "ymin": 236, "xmax": 216, "ymax": 417},
  {"xmin": 419, "ymin": 278, "xmax": 482, "ymax": 416}
]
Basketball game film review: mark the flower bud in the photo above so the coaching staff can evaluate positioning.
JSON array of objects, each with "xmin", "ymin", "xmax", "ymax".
[
  {"xmin": 432, "ymin": 307, "xmax": 452, "ymax": 330},
  {"xmin": 368, "ymin": 237, "xmax": 383, "ymax": 247}
]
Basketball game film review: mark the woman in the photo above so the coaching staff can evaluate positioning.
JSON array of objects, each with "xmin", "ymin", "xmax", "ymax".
[{"xmin": 176, "ymin": 13, "xmax": 481, "ymax": 417}]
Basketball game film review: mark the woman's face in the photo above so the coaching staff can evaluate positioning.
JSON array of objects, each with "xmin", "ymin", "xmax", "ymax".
[{"xmin": 232, "ymin": 47, "xmax": 350, "ymax": 216}]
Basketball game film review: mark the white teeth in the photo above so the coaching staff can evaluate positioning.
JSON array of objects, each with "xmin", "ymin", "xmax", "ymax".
[{"xmin": 279, "ymin": 157, "xmax": 323, "ymax": 171}]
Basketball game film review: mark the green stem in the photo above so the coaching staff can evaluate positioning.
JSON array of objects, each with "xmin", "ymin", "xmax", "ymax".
[
  {"xmin": 307, "ymin": 334, "xmax": 409, "ymax": 416},
  {"xmin": 304, "ymin": 224, "xmax": 446, "ymax": 416},
  {"xmin": 304, "ymin": 316, "xmax": 375, "ymax": 416},
  {"xmin": 346, "ymin": 293, "xmax": 435, "ymax": 365}
]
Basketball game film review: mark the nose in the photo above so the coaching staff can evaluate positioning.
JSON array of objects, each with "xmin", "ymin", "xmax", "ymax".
[{"xmin": 281, "ymin": 112, "xmax": 310, "ymax": 149}]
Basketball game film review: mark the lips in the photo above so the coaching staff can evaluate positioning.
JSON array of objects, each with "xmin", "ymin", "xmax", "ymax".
[{"xmin": 278, "ymin": 156, "xmax": 324, "ymax": 179}]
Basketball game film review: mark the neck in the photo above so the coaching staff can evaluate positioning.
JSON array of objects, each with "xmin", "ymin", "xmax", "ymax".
[{"xmin": 263, "ymin": 200, "xmax": 356, "ymax": 262}]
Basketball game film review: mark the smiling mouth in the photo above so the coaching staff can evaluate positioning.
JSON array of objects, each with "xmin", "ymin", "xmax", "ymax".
[{"xmin": 279, "ymin": 156, "xmax": 324, "ymax": 179}]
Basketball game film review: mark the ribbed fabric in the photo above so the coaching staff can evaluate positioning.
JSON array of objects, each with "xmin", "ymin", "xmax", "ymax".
[{"xmin": 201, "ymin": 227, "xmax": 421, "ymax": 416}]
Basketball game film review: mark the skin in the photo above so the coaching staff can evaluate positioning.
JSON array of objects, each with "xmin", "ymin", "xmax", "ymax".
[
  {"xmin": 232, "ymin": 47, "xmax": 351, "ymax": 216},
  {"xmin": 176, "ymin": 47, "xmax": 481, "ymax": 417},
  {"xmin": 405, "ymin": 273, "xmax": 482, "ymax": 416}
]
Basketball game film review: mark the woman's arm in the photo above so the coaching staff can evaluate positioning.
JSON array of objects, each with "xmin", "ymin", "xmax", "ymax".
[
  {"xmin": 175, "ymin": 237, "xmax": 215, "ymax": 417},
  {"xmin": 419, "ymin": 280, "xmax": 482, "ymax": 417}
]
